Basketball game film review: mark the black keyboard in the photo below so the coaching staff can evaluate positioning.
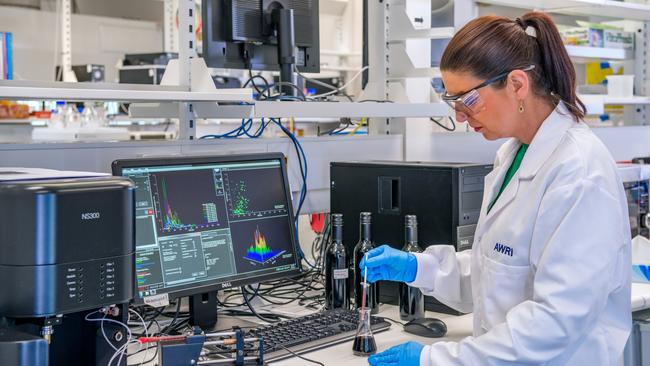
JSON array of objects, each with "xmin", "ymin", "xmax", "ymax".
[{"xmin": 250, "ymin": 308, "xmax": 391, "ymax": 362}]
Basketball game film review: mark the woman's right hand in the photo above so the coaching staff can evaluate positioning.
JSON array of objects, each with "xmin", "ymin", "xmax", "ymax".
[{"xmin": 359, "ymin": 245, "xmax": 418, "ymax": 283}]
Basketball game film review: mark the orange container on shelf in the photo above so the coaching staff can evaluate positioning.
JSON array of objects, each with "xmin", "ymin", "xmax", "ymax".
[
  {"xmin": 0, "ymin": 100, "xmax": 30, "ymax": 120},
  {"xmin": 33, "ymin": 111, "xmax": 52, "ymax": 119}
]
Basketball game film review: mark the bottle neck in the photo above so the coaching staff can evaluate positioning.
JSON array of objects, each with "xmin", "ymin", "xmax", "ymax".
[
  {"xmin": 359, "ymin": 222, "xmax": 371, "ymax": 242},
  {"xmin": 404, "ymin": 225, "xmax": 419, "ymax": 249},
  {"xmin": 332, "ymin": 224, "xmax": 344, "ymax": 245},
  {"xmin": 405, "ymin": 225, "xmax": 417, "ymax": 243},
  {"xmin": 403, "ymin": 242, "xmax": 422, "ymax": 252}
]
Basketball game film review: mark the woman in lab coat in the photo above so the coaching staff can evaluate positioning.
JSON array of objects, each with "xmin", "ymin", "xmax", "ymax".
[{"xmin": 360, "ymin": 12, "xmax": 632, "ymax": 366}]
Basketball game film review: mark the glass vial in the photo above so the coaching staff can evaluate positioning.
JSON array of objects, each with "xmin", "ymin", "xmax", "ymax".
[
  {"xmin": 354, "ymin": 212, "xmax": 379, "ymax": 314},
  {"xmin": 399, "ymin": 215, "xmax": 425, "ymax": 321},
  {"xmin": 352, "ymin": 308, "xmax": 377, "ymax": 356},
  {"xmin": 325, "ymin": 213, "xmax": 350, "ymax": 310}
]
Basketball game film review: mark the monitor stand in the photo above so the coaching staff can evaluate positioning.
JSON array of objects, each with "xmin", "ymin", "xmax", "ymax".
[
  {"xmin": 272, "ymin": 7, "xmax": 297, "ymax": 98},
  {"xmin": 189, "ymin": 292, "xmax": 219, "ymax": 330},
  {"xmin": 188, "ymin": 292, "xmax": 259, "ymax": 331}
]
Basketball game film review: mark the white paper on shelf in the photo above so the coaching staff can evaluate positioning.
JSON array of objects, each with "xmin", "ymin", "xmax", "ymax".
[
  {"xmin": 578, "ymin": 94, "xmax": 605, "ymax": 115},
  {"xmin": 0, "ymin": 167, "xmax": 108, "ymax": 182},
  {"xmin": 632, "ymin": 283, "xmax": 650, "ymax": 311}
]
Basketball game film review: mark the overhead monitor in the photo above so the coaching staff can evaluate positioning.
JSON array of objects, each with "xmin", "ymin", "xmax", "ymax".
[
  {"xmin": 112, "ymin": 154, "xmax": 301, "ymax": 310},
  {"xmin": 201, "ymin": 0, "xmax": 320, "ymax": 96}
]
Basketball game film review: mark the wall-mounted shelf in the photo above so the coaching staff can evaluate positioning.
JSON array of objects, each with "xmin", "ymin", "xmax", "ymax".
[
  {"xmin": 566, "ymin": 45, "xmax": 634, "ymax": 62},
  {"xmin": 389, "ymin": 26, "xmax": 455, "ymax": 41},
  {"xmin": 321, "ymin": 49, "xmax": 363, "ymax": 57},
  {"xmin": 582, "ymin": 95, "xmax": 650, "ymax": 104},
  {"xmin": 0, "ymin": 80, "xmax": 253, "ymax": 102},
  {"xmin": 0, "ymin": 119, "xmax": 33, "ymax": 125},
  {"xmin": 580, "ymin": 94, "xmax": 650, "ymax": 115},
  {"xmin": 604, "ymin": 96, "xmax": 650, "ymax": 104},
  {"xmin": 476, "ymin": 0, "xmax": 650, "ymax": 21},
  {"xmin": 320, "ymin": 65, "xmax": 364, "ymax": 72},
  {"xmin": 252, "ymin": 101, "xmax": 448, "ymax": 118},
  {"xmin": 129, "ymin": 101, "xmax": 450, "ymax": 119}
]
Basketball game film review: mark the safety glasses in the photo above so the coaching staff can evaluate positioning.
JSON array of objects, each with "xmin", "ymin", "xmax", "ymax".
[{"xmin": 441, "ymin": 65, "xmax": 536, "ymax": 118}]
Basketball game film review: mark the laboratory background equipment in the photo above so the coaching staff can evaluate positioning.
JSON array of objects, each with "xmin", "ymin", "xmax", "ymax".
[
  {"xmin": 145, "ymin": 327, "xmax": 265, "ymax": 366},
  {"xmin": 0, "ymin": 170, "xmax": 135, "ymax": 366},
  {"xmin": 331, "ymin": 161, "xmax": 492, "ymax": 314},
  {"xmin": 119, "ymin": 52, "xmax": 178, "ymax": 85},
  {"xmin": 55, "ymin": 64, "xmax": 105, "ymax": 83},
  {"xmin": 113, "ymin": 153, "xmax": 302, "ymax": 330},
  {"xmin": 201, "ymin": 0, "xmax": 320, "ymax": 96}
]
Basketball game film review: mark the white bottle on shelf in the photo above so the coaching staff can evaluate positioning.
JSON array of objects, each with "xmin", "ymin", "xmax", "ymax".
[{"xmin": 49, "ymin": 102, "xmax": 66, "ymax": 129}]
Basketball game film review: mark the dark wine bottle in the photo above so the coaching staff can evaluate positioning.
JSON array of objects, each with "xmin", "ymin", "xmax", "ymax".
[
  {"xmin": 325, "ymin": 213, "xmax": 350, "ymax": 310},
  {"xmin": 354, "ymin": 212, "xmax": 379, "ymax": 314},
  {"xmin": 399, "ymin": 215, "xmax": 425, "ymax": 321}
]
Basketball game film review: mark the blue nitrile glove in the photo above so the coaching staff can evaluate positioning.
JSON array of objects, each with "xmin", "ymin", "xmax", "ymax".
[
  {"xmin": 368, "ymin": 341, "xmax": 424, "ymax": 366},
  {"xmin": 359, "ymin": 245, "xmax": 417, "ymax": 283}
]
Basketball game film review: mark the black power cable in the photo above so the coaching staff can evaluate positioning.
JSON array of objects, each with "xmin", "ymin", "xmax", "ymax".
[
  {"xmin": 241, "ymin": 286, "xmax": 282, "ymax": 323},
  {"xmin": 383, "ymin": 317, "xmax": 407, "ymax": 326},
  {"xmin": 280, "ymin": 345, "xmax": 326, "ymax": 366},
  {"xmin": 244, "ymin": 68, "xmax": 270, "ymax": 97},
  {"xmin": 430, "ymin": 116, "xmax": 456, "ymax": 131}
]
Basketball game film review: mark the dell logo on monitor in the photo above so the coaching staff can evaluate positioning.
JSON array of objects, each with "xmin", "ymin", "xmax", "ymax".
[{"xmin": 81, "ymin": 212, "xmax": 101, "ymax": 220}]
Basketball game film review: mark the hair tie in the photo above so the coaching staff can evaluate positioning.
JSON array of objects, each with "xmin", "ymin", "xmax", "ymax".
[
  {"xmin": 515, "ymin": 18, "xmax": 526, "ymax": 29},
  {"xmin": 515, "ymin": 18, "xmax": 537, "ymax": 38},
  {"xmin": 514, "ymin": 18, "xmax": 537, "ymax": 38}
]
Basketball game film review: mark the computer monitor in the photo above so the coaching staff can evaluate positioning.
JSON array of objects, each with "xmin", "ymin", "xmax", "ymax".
[
  {"xmin": 201, "ymin": 0, "xmax": 320, "ymax": 96},
  {"xmin": 112, "ymin": 153, "xmax": 302, "ymax": 327}
]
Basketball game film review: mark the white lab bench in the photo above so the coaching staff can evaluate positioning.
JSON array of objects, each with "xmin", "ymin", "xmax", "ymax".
[
  {"xmin": 132, "ymin": 283, "xmax": 650, "ymax": 366},
  {"xmin": 270, "ymin": 305, "xmax": 472, "ymax": 366},
  {"xmin": 273, "ymin": 283, "xmax": 650, "ymax": 366},
  {"xmin": 131, "ymin": 283, "xmax": 650, "ymax": 365}
]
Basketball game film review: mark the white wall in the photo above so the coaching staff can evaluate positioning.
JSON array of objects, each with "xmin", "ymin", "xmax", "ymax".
[
  {"xmin": 427, "ymin": 131, "xmax": 505, "ymax": 163},
  {"xmin": 593, "ymin": 126, "xmax": 650, "ymax": 162},
  {"xmin": 318, "ymin": 0, "xmax": 363, "ymax": 95},
  {"xmin": 0, "ymin": 5, "xmax": 163, "ymax": 82}
]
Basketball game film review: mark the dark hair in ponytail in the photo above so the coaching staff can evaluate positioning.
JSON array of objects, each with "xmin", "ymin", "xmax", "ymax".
[{"xmin": 441, "ymin": 12, "xmax": 586, "ymax": 121}]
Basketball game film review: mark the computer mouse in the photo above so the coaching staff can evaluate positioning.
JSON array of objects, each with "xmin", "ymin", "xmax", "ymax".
[{"xmin": 403, "ymin": 317, "xmax": 447, "ymax": 338}]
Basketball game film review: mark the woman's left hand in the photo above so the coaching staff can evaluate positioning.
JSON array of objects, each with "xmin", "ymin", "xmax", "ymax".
[{"xmin": 368, "ymin": 341, "xmax": 424, "ymax": 365}]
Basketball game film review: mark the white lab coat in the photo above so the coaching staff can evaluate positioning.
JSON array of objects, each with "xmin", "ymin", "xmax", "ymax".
[{"xmin": 409, "ymin": 103, "xmax": 632, "ymax": 365}]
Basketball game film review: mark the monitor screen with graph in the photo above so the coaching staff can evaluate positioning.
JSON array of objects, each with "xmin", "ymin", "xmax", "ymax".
[{"xmin": 112, "ymin": 153, "xmax": 301, "ymax": 303}]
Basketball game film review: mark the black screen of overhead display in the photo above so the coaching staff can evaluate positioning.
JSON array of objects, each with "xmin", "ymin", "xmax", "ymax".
[{"xmin": 123, "ymin": 160, "xmax": 299, "ymax": 300}]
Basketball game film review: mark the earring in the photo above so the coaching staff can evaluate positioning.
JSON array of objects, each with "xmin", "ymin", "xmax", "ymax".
[{"xmin": 518, "ymin": 101, "xmax": 525, "ymax": 113}]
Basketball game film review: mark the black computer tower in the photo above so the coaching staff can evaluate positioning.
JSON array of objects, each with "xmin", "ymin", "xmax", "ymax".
[
  {"xmin": 330, "ymin": 161, "xmax": 492, "ymax": 315},
  {"xmin": 56, "ymin": 64, "xmax": 105, "ymax": 82}
]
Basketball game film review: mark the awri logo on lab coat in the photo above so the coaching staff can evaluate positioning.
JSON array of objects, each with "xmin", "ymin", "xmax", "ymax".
[{"xmin": 493, "ymin": 242, "xmax": 513, "ymax": 257}]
